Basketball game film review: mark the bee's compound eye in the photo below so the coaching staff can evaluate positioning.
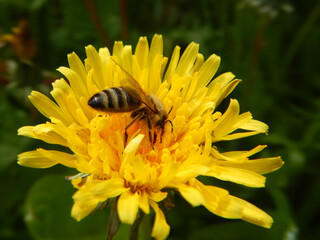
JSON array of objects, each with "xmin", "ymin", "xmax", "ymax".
[{"xmin": 88, "ymin": 93, "xmax": 104, "ymax": 110}]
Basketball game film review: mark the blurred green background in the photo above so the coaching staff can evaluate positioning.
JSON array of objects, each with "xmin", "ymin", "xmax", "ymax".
[{"xmin": 0, "ymin": 0, "xmax": 319, "ymax": 239}]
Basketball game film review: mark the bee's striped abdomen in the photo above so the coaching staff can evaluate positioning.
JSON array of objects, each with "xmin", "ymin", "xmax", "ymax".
[{"xmin": 88, "ymin": 87, "xmax": 141, "ymax": 112}]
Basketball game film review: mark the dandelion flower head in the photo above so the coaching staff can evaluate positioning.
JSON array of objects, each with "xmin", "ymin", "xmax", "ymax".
[{"xmin": 18, "ymin": 34, "xmax": 283, "ymax": 240}]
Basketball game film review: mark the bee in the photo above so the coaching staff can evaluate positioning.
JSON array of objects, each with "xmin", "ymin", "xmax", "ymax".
[{"xmin": 88, "ymin": 58, "xmax": 173, "ymax": 148}]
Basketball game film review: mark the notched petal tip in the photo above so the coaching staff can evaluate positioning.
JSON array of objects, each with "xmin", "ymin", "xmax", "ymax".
[
  {"xmin": 85, "ymin": 44, "xmax": 95, "ymax": 51},
  {"xmin": 17, "ymin": 126, "xmax": 32, "ymax": 136}
]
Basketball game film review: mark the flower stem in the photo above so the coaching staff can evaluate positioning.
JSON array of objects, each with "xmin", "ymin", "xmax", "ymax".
[
  {"xmin": 129, "ymin": 210, "xmax": 145, "ymax": 240},
  {"xmin": 107, "ymin": 198, "xmax": 120, "ymax": 240}
]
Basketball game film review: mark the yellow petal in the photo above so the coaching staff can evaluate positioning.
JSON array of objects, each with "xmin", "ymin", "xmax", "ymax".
[
  {"xmin": 86, "ymin": 69, "xmax": 100, "ymax": 96},
  {"xmin": 184, "ymin": 72, "xmax": 199, "ymax": 102},
  {"xmin": 71, "ymin": 190, "xmax": 100, "ymax": 221},
  {"xmin": 157, "ymin": 152, "xmax": 179, "ymax": 189},
  {"xmin": 99, "ymin": 47, "xmax": 114, "ymax": 88},
  {"xmin": 18, "ymin": 124, "xmax": 68, "ymax": 146},
  {"xmin": 131, "ymin": 154, "xmax": 148, "ymax": 183},
  {"xmin": 220, "ymin": 156, "xmax": 284, "ymax": 174},
  {"xmin": 43, "ymin": 123, "xmax": 68, "ymax": 145},
  {"xmin": 230, "ymin": 195, "xmax": 273, "ymax": 228},
  {"xmin": 207, "ymin": 165, "xmax": 266, "ymax": 187},
  {"xmin": 148, "ymin": 54, "xmax": 163, "ymax": 93},
  {"xmin": 67, "ymin": 52, "xmax": 87, "ymax": 84},
  {"xmin": 214, "ymin": 131, "xmax": 266, "ymax": 141},
  {"xmin": 149, "ymin": 34, "xmax": 163, "ymax": 65},
  {"xmin": 193, "ymin": 53, "xmax": 204, "ymax": 73},
  {"xmin": 199, "ymin": 182, "xmax": 273, "ymax": 228},
  {"xmin": 57, "ymin": 66, "xmax": 88, "ymax": 100},
  {"xmin": 163, "ymin": 45, "xmax": 180, "ymax": 82},
  {"xmin": 28, "ymin": 91, "xmax": 69, "ymax": 125},
  {"xmin": 138, "ymin": 191, "xmax": 150, "ymax": 214},
  {"xmin": 176, "ymin": 42, "xmax": 199, "ymax": 77},
  {"xmin": 90, "ymin": 178, "xmax": 127, "ymax": 200},
  {"xmin": 197, "ymin": 54, "xmax": 220, "ymax": 88},
  {"xmin": 123, "ymin": 134, "xmax": 144, "ymax": 158},
  {"xmin": 50, "ymin": 79, "xmax": 78, "ymax": 124},
  {"xmin": 98, "ymin": 47, "xmax": 111, "ymax": 65},
  {"xmin": 121, "ymin": 45, "xmax": 133, "ymax": 74},
  {"xmin": 209, "ymin": 72, "xmax": 235, "ymax": 89},
  {"xmin": 113, "ymin": 41, "xmax": 124, "ymax": 57},
  {"xmin": 159, "ymin": 56, "xmax": 168, "ymax": 80},
  {"xmin": 117, "ymin": 189, "xmax": 140, "ymax": 224},
  {"xmin": 18, "ymin": 148, "xmax": 76, "ymax": 168},
  {"xmin": 173, "ymin": 182, "xmax": 204, "ymax": 206},
  {"xmin": 18, "ymin": 126, "xmax": 36, "ymax": 138},
  {"xmin": 175, "ymin": 163, "xmax": 209, "ymax": 181},
  {"xmin": 213, "ymin": 79, "xmax": 241, "ymax": 107},
  {"xmin": 212, "ymin": 99, "xmax": 267, "ymax": 142},
  {"xmin": 240, "ymin": 119, "xmax": 269, "ymax": 132},
  {"xmin": 85, "ymin": 45, "xmax": 105, "ymax": 90},
  {"xmin": 217, "ymin": 145, "xmax": 267, "ymax": 161},
  {"xmin": 213, "ymin": 99, "xmax": 240, "ymax": 138},
  {"xmin": 148, "ymin": 191, "xmax": 168, "ymax": 202},
  {"xmin": 135, "ymin": 36, "xmax": 149, "ymax": 68},
  {"xmin": 120, "ymin": 134, "xmax": 144, "ymax": 177},
  {"xmin": 150, "ymin": 200, "xmax": 170, "ymax": 240}
]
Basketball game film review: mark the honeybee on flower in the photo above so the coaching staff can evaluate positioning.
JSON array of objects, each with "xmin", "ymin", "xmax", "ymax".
[
  {"xmin": 87, "ymin": 58, "xmax": 173, "ymax": 149},
  {"xmin": 18, "ymin": 34, "xmax": 283, "ymax": 240}
]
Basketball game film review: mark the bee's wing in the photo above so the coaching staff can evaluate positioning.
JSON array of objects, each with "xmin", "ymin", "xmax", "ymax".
[{"xmin": 110, "ymin": 58, "xmax": 157, "ymax": 113}]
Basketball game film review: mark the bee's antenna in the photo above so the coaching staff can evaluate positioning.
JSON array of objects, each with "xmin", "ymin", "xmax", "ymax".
[
  {"xmin": 166, "ymin": 119, "xmax": 173, "ymax": 133},
  {"xmin": 166, "ymin": 106, "xmax": 174, "ymax": 133}
]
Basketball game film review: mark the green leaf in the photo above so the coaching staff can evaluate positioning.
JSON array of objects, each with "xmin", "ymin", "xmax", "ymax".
[{"xmin": 24, "ymin": 175, "xmax": 109, "ymax": 240}]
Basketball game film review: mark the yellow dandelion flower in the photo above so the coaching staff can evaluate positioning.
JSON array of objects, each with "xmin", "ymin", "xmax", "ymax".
[{"xmin": 18, "ymin": 34, "xmax": 283, "ymax": 240}]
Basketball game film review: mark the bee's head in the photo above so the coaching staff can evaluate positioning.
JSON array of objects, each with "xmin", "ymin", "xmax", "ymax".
[{"xmin": 156, "ymin": 107, "xmax": 173, "ymax": 143}]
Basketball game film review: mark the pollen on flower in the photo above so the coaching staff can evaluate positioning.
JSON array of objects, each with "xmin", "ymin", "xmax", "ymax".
[{"xmin": 18, "ymin": 34, "xmax": 283, "ymax": 240}]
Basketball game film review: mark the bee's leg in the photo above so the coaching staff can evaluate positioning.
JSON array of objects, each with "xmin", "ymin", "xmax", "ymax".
[
  {"xmin": 153, "ymin": 132, "xmax": 157, "ymax": 145},
  {"xmin": 124, "ymin": 112, "xmax": 143, "ymax": 147},
  {"xmin": 146, "ymin": 117, "xmax": 154, "ymax": 149},
  {"xmin": 160, "ymin": 130, "xmax": 164, "ymax": 143}
]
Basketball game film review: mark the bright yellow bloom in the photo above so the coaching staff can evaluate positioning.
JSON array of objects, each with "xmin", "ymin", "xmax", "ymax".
[{"xmin": 18, "ymin": 34, "xmax": 283, "ymax": 240}]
